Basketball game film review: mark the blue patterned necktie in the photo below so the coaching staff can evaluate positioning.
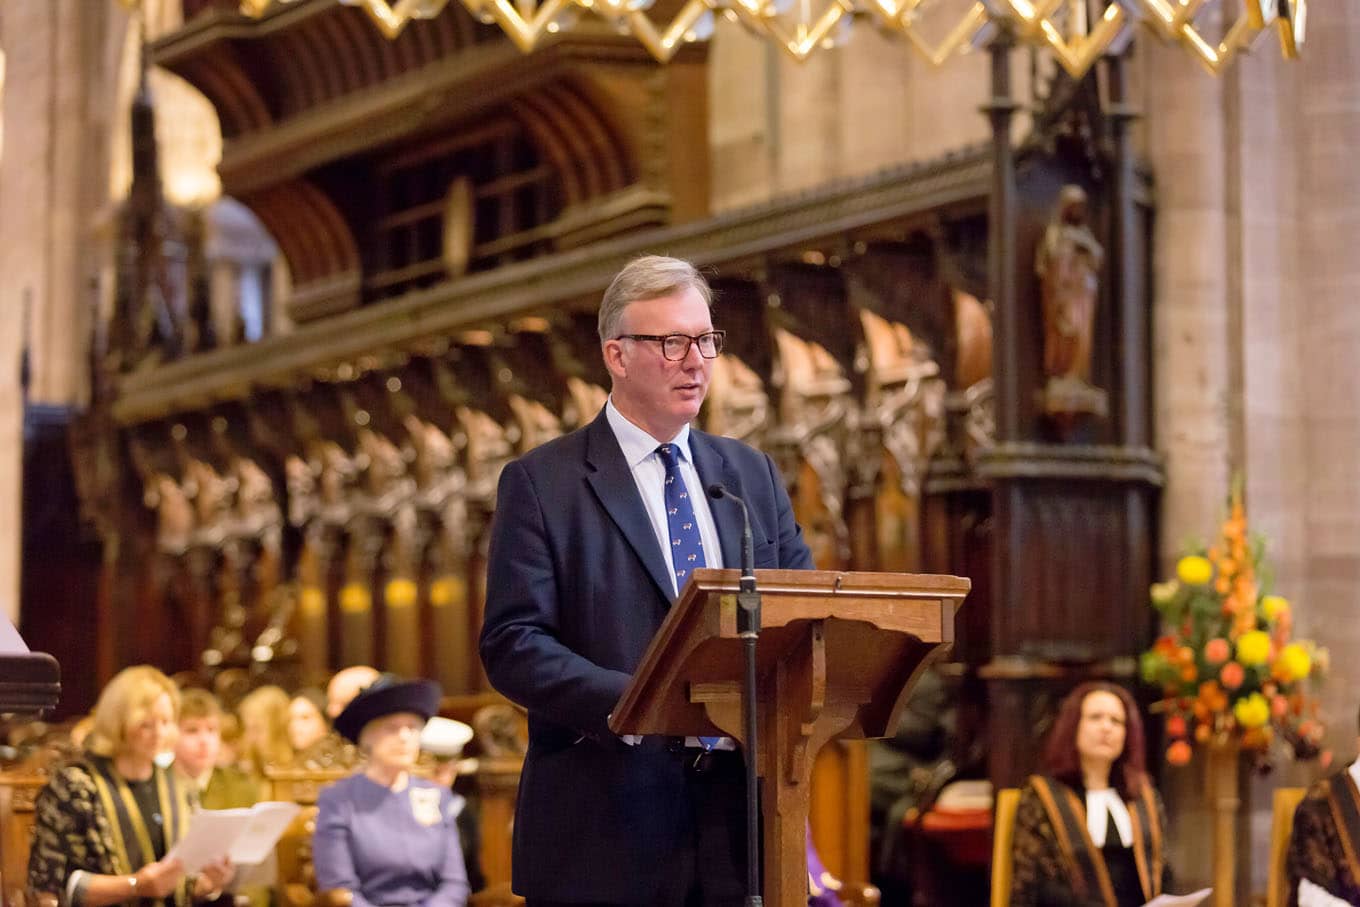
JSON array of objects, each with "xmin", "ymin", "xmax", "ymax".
[
  {"xmin": 656, "ymin": 443, "xmax": 707, "ymax": 589},
  {"xmin": 656, "ymin": 443, "xmax": 720, "ymax": 751}
]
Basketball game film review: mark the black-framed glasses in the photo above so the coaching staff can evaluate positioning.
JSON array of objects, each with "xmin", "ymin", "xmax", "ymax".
[{"xmin": 616, "ymin": 330, "xmax": 726, "ymax": 361}]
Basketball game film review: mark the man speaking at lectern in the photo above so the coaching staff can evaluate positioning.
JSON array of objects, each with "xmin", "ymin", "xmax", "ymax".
[{"xmin": 480, "ymin": 254, "xmax": 813, "ymax": 906}]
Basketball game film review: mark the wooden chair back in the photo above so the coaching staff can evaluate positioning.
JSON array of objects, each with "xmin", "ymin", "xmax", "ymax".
[
  {"xmin": 0, "ymin": 773, "xmax": 48, "ymax": 907},
  {"xmin": 1267, "ymin": 787, "xmax": 1306, "ymax": 907},
  {"xmin": 989, "ymin": 788, "xmax": 1021, "ymax": 907}
]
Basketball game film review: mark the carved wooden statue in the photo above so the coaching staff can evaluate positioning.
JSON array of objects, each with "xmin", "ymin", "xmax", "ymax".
[
  {"xmin": 705, "ymin": 354, "xmax": 771, "ymax": 447},
  {"xmin": 770, "ymin": 326, "xmax": 853, "ymax": 569},
  {"xmin": 1035, "ymin": 185, "xmax": 1107, "ymax": 420}
]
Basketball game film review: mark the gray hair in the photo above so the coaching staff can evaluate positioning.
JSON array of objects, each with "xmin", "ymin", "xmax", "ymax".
[{"xmin": 597, "ymin": 255, "xmax": 713, "ymax": 342}]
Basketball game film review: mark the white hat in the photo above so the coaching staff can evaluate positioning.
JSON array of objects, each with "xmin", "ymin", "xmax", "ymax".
[{"xmin": 420, "ymin": 716, "xmax": 473, "ymax": 759}]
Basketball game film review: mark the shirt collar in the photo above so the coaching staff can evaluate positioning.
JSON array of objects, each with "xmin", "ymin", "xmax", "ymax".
[
  {"xmin": 1085, "ymin": 787, "xmax": 1133, "ymax": 848},
  {"xmin": 1349, "ymin": 759, "xmax": 1360, "ymax": 792},
  {"xmin": 605, "ymin": 397, "xmax": 691, "ymax": 468}
]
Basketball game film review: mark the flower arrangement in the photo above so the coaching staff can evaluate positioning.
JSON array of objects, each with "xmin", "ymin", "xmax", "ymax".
[{"xmin": 1140, "ymin": 480, "xmax": 1329, "ymax": 769}]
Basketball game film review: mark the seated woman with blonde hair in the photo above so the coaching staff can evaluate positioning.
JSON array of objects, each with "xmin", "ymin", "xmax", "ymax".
[
  {"xmin": 27, "ymin": 665, "xmax": 234, "ymax": 907},
  {"xmin": 313, "ymin": 675, "xmax": 469, "ymax": 907},
  {"xmin": 1010, "ymin": 682, "xmax": 1174, "ymax": 907},
  {"xmin": 237, "ymin": 685, "xmax": 294, "ymax": 777}
]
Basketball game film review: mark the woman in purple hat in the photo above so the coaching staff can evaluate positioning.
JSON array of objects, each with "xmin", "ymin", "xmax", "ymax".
[{"xmin": 312, "ymin": 675, "xmax": 469, "ymax": 907}]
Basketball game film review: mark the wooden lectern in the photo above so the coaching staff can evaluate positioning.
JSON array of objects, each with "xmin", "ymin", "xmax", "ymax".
[{"xmin": 610, "ymin": 568, "xmax": 969, "ymax": 907}]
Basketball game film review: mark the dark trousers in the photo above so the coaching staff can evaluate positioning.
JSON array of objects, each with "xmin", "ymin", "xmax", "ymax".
[{"xmin": 526, "ymin": 749, "xmax": 756, "ymax": 907}]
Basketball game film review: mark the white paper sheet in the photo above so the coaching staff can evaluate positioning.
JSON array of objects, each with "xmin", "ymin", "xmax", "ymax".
[
  {"xmin": 1143, "ymin": 889, "xmax": 1212, "ymax": 907},
  {"xmin": 166, "ymin": 802, "xmax": 301, "ymax": 873}
]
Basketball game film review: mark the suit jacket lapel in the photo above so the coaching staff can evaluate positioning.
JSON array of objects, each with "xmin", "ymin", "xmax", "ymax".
[
  {"xmin": 690, "ymin": 429, "xmax": 744, "ymax": 571},
  {"xmin": 584, "ymin": 411, "xmax": 676, "ymax": 603}
]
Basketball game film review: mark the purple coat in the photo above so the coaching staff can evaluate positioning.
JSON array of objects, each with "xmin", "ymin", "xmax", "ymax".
[{"xmin": 313, "ymin": 773, "xmax": 469, "ymax": 907}]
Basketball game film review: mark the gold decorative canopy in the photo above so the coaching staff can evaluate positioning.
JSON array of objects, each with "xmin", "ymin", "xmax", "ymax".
[{"xmin": 206, "ymin": 0, "xmax": 1306, "ymax": 74}]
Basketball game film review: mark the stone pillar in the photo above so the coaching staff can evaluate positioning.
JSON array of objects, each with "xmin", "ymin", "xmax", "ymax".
[
  {"xmin": 1142, "ymin": 37, "xmax": 1234, "ymax": 560},
  {"xmin": 0, "ymin": 3, "xmax": 54, "ymax": 625},
  {"xmin": 1139, "ymin": 31, "xmax": 1236, "ymax": 894},
  {"xmin": 0, "ymin": 0, "xmax": 122, "ymax": 625},
  {"xmin": 1223, "ymin": 41, "xmax": 1305, "ymax": 896},
  {"xmin": 1295, "ymin": 4, "xmax": 1360, "ymax": 756},
  {"xmin": 1141, "ymin": 11, "xmax": 1360, "ymax": 895}
]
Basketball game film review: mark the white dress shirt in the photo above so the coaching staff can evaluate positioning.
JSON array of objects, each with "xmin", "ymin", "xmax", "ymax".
[
  {"xmin": 605, "ymin": 400, "xmax": 732, "ymax": 749},
  {"xmin": 604, "ymin": 399, "xmax": 725, "ymax": 590}
]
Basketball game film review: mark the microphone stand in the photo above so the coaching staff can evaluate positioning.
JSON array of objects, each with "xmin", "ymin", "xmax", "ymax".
[{"xmin": 708, "ymin": 485, "xmax": 763, "ymax": 907}]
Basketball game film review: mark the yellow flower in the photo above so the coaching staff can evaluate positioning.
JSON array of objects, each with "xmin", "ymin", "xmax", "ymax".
[
  {"xmin": 1177, "ymin": 556, "xmax": 1213, "ymax": 586},
  {"xmin": 1235, "ymin": 630, "xmax": 1271, "ymax": 666},
  {"xmin": 385, "ymin": 578, "xmax": 418, "ymax": 608},
  {"xmin": 1261, "ymin": 595, "xmax": 1290, "ymax": 622},
  {"xmin": 1233, "ymin": 693, "xmax": 1270, "ymax": 729},
  {"xmin": 1277, "ymin": 643, "xmax": 1312, "ymax": 681},
  {"xmin": 1151, "ymin": 581, "xmax": 1181, "ymax": 606}
]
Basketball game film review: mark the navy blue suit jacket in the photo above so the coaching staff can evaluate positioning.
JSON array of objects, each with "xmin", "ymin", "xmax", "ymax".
[{"xmin": 479, "ymin": 409, "xmax": 813, "ymax": 901}]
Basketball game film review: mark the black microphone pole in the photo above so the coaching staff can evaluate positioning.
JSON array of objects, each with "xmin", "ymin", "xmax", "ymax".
[{"xmin": 707, "ymin": 484, "xmax": 762, "ymax": 907}]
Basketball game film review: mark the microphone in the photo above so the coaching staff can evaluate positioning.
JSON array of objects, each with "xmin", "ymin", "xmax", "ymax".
[
  {"xmin": 707, "ymin": 484, "xmax": 759, "ymax": 634},
  {"xmin": 708, "ymin": 482, "xmax": 764, "ymax": 904}
]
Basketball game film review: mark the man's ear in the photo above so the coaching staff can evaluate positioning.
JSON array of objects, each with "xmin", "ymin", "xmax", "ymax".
[{"xmin": 602, "ymin": 340, "xmax": 627, "ymax": 380}]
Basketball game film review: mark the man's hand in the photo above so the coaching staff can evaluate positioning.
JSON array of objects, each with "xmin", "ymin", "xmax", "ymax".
[
  {"xmin": 195, "ymin": 857, "xmax": 236, "ymax": 898},
  {"xmin": 133, "ymin": 858, "xmax": 186, "ymax": 898}
]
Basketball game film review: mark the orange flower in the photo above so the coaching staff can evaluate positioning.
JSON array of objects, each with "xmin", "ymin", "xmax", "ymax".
[
  {"xmin": 1320, "ymin": 750, "xmax": 1334, "ymax": 770},
  {"xmin": 1166, "ymin": 715, "xmax": 1187, "ymax": 738},
  {"xmin": 1166, "ymin": 741, "xmax": 1193, "ymax": 766},
  {"xmin": 1271, "ymin": 695, "xmax": 1289, "ymax": 719},
  {"xmin": 1180, "ymin": 664, "xmax": 1198, "ymax": 683},
  {"xmin": 1194, "ymin": 723, "xmax": 1211, "ymax": 743},
  {"xmin": 1219, "ymin": 662, "xmax": 1245, "ymax": 690},
  {"xmin": 1205, "ymin": 638, "xmax": 1230, "ymax": 664}
]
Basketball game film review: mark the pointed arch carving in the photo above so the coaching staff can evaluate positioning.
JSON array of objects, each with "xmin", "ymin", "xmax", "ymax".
[{"xmin": 510, "ymin": 78, "xmax": 635, "ymax": 209}]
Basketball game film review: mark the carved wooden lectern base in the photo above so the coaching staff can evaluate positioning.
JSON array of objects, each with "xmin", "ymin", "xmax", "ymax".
[{"xmin": 610, "ymin": 569, "xmax": 969, "ymax": 907}]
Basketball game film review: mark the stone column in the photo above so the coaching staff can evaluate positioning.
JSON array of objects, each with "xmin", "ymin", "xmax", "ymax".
[
  {"xmin": 1141, "ymin": 37, "xmax": 1234, "ymax": 561},
  {"xmin": 0, "ymin": 3, "xmax": 53, "ymax": 625},
  {"xmin": 0, "ymin": 0, "xmax": 121, "ymax": 625},
  {"xmin": 1295, "ymin": 4, "xmax": 1360, "ymax": 756},
  {"xmin": 1139, "ymin": 30, "xmax": 1235, "ymax": 894},
  {"xmin": 1222, "ymin": 40, "xmax": 1304, "ymax": 896}
]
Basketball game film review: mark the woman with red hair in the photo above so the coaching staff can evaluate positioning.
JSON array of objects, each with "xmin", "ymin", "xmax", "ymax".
[{"xmin": 1009, "ymin": 683, "xmax": 1175, "ymax": 906}]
